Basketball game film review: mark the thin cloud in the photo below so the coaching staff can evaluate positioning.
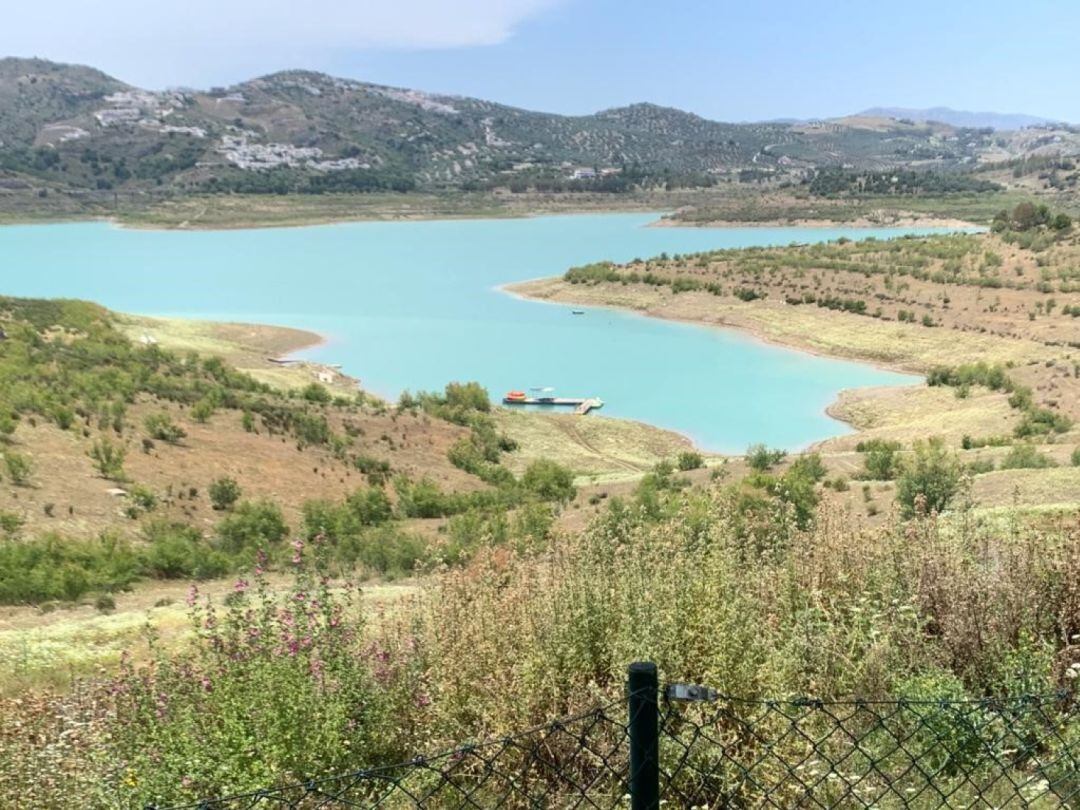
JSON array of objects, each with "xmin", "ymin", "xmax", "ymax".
[{"xmin": 1, "ymin": 0, "xmax": 566, "ymax": 86}]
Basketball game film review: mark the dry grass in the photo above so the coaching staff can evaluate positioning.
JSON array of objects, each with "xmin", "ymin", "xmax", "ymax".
[
  {"xmin": 493, "ymin": 409, "xmax": 695, "ymax": 479},
  {"xmin": 0, "ymin": 575, "xmax": 417, "ymax": 695},
  {"xmin": 116, "ymin": 314, "xmax": 352, "ymax": 392}
]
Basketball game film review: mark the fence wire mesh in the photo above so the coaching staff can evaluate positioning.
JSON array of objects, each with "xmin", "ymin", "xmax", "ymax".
[
  {"xmin": 659, "ymin": 689, "xmax": 1080, "ymax": 808},
  {"xmin": 148, "ymin": 678, "xmax": 1080, "ymax": 810},
  {"xmin": 147, "ymin": 693, "xmax": 640, "ymax": 810}
]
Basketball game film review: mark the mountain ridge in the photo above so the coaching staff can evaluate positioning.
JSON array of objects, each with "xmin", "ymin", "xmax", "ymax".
[
  {"xmin": 1, "ymin": 57, "xmax": 1078, "ymax": 195},
  {"xmin": 858, "ymin": 106, "xmax": 1058, "ymax": 131}
]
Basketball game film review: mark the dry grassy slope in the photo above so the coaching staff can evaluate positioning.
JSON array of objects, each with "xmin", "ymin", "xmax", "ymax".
[
  {"xmin": 0, "ymin": 396, "xmax": 479, "ymax": 540},
  {"xmin": 0, "ymin": 309, "xmax": 490, "ymax": 540}
]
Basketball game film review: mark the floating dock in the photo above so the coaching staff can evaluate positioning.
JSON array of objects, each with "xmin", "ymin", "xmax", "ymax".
[{"xmin": 502, "ymin": 395, "xmax": 604, "ymax": 415}]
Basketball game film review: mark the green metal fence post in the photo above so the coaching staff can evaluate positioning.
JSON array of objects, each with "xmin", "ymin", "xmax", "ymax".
[{"xmin": 628, "ymin": 661, "xmax": 660, "ymax": 810}]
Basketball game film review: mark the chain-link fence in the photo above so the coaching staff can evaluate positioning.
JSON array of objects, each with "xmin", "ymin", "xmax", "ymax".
[{"xmin": 148, "ymin": 663, "xmax": 1080, "ymax": 809}]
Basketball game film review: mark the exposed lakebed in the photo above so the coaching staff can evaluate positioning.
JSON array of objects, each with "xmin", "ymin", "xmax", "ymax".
[{"xmin": 0, "ymin": 214, "xmax": 956, "ymax": 450}]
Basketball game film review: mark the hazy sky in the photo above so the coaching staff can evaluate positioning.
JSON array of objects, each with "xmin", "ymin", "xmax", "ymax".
[{"xmin": 3, "ymin": 0, "xmax": 1078, "ymax": 122}]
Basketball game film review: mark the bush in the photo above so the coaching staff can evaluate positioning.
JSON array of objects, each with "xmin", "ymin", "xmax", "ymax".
[
  {"xmin": 896, "ymin": 438, "xmax": 962, "ymax": 517},
  {"xmin": 144, "ymin": 413, "xmax": 187, "ymax": 443},
  {"xmin": 0, "ymin": 533, "xmax": 141, "ymax": 604},
  {"xmin": 3, "ymin": 452, "xmax": 33, "ymax": 486},
  {"xmin": 89, "ymin": 438, "xmax": 126, "ymax": 480},
  {"xmin": 676, "ymin": 451, "xmax": 704, "ymax": 471},
  {"xmin": 216, "ymin": 501, "xmax": 288, "ymax": 554},
  {"xmin": 443, "ymin": 381, "xmax": 491, "ymax": 414},
  {"xmin": 1000, "ymin": 443, "xmax": 1057, "ymax": 470},
  {"xmin": 94, "ymin": 593, "xmax": 116, "ymax": 613},
  {"xmin": 191, "ymin": 398, "xmax": 215, "ymax": 423},
  {"xmin": 301, "ymin": 383, "xmax": 332, "ymax": 404},
  {"xmin": 522, "ymin": 459, "xmax": 577, "ymax": 503},
  {"xmin": 209, "ymin": 477, "xmax": 242, "ymax": 511},
  {"xmin": 142, "ymin": 521, "xmax": 231, "ymax": 580},
  {"xmin": 128, "ymin": 485, "xmax": 158, "ymax": 514},
  {"xmin": 1072, "ymin": 447, "xmax": 1080, "ymax": 467},
  {"xmin": 746, "ymin": 443, "xmax": 786, "ymax": 472},
  {"xmin": 858, "ymin": 439, "xmax": 902, "ymax": 480},
  {"xmin": 344, "ymin": 487, "xmax": 394, "ymax": 527},
  {"xmin": 0, "ymin": 510, "xmax": 24, "ymax": 536},
  {"xmin": 787, "ymin": 452, "xmax": 827, "ymax": 483}
]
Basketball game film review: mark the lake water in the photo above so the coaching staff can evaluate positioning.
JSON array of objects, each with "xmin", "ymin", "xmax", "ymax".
[{"xmin": 0, "ymin": 213, "xmax": 944, "ymax": 451}]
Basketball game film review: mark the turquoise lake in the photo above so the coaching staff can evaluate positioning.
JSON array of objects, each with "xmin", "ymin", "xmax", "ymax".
[{"xmin": 0, "ymin": 213, "xmax": 946, "ymax": 451}]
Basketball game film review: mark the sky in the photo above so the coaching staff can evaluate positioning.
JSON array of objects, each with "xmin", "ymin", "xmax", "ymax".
[{"xmin": 3, "ymin": 0, "xmax": 1079, "ymax": 122}]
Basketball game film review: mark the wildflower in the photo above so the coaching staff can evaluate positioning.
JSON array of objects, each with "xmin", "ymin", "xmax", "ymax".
[
  {"xmin": 291, "ymin": 538, "xmax": 304, "ymax": 565},
  {"xmin": 185, "ymin": 585, "xmax": 199, "ymax": 607},
  {"xmin": 233, "ymin": 578, "xmax": 249, "ymax": 593}
]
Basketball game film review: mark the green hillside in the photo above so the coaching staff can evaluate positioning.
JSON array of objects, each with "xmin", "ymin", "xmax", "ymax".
[{"xmin": 4, "ymin": 57, "xmax": 1075, "ymax": 199}]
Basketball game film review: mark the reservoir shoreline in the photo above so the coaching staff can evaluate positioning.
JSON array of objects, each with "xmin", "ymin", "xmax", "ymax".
[{"xmin": 1, "ymin": 214, "xmax": 941, "ymax": 454}]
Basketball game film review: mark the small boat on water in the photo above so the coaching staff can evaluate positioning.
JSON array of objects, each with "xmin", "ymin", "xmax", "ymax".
[
  {"xmin": 571, "ymin": 310, "xmax": 585, "ymax": 315},
  {"xmin": 505, "ymin": 390, "xmax": 528, "ymax": 403}
]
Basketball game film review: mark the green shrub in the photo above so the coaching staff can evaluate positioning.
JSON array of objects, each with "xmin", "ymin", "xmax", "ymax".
[
  {"xmin": 3, "ymin": 452, "xmax": 33, "ymax": 486},
  {"xmin": 344, "ymin": 487, "xmax": 393, "ymax": 527},
  {"xmin": 1000, "ymin": 443, "xmax": 1057, "ymax": 470},
  {"xmin": 128, "ymin": 485, "xmax": 158, "ymax": 514},
  {"xmin": 1072, "ymin": 447, "xmax": 1080, "ymax": 467},
  {"xmin": 144, "ymin": 413, "xmax": 187, "ymax": 443},
  {"xmin": 88, "ymin": 438, "xmax": 126, "ymax": 480},
  {"xmin": 787, "ymin": 452, "xmax": 827, "ymax": 483},
  {"xmin": 858, "ymin": 439, "xmax": 902, "ymax": 480},
  {"xmin": 0, "ymin": 533, "xmax": 141, "ymax": 604},
  {"xmin": 216, "ymin": 501, "xmax": 288, "ymax": 554},
  {"xmin": 896, "ymin": 438, "xmax": 963, "ymax": 517},
  {"xmin": 142, "ymin": 521, "xmax": 230, "ymax": 580},
  {"xmin": 746, "ymin": 443, "xmax": 786, "ymax": 472},
  {"xmin": 0, "ymin": 510, "xmax": 25, "ymax": 536},
  {"xmin": 209, "ymin": 477, "xmax": 242, "ymax": 511},
  {"xmin": 676, "ymin": 451, "xmax": 704, "ymax": 471},
  {"xmin": 301, "ymin": 383, "xmax": 332, "ymax": 404},
  {"xmin": 522, "ymin": 459, "xmax": 577, "ymax": 503},
  {"xmin": 191, "ymin": 398, "xmax": 215, "ymax": 423}
]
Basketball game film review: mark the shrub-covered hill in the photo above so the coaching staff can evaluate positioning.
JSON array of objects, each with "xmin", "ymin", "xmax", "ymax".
[
  {"xmin": 0, "ymin": 57, "xmax": 1049, "ymax": 198},
  {"xmin": 0, "ymin": 296, "xmax": 577, "ymax": 603}
]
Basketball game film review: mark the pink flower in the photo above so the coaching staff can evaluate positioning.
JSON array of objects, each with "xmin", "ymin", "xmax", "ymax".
[
  {"xmin": 234, "ymin": 578, "xmax": 249, "ymax": 593},
  {"xmin": 185, "ymin": 585, "xmax": 199, "ymax": 607}
]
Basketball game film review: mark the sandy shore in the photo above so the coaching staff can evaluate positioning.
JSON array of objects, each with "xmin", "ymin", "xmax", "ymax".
[{"xmin": 116, "ymin": 313, "xmax": 364, "ymax": 393}]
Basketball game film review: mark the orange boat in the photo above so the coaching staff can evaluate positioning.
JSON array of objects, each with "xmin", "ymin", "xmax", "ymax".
[{"xmin": 504, "ymin": 390, "xmax": 527, "ymax": 403}]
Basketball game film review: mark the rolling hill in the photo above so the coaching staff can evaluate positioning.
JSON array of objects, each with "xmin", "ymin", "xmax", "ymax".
[
  {"xmin": 2, "ymin": 57, "xmax": 1080, "ymax": 198},
  {"xmin": 859, "ymin": 106, "xmax": 1057, "ymax": 131}
]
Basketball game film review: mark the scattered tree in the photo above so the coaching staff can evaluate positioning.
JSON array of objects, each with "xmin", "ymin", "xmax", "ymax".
[
  {"xmin": 896, "ymin": 438, "xmax": 962, "ymax": 517},
  {"xmin": 209, "ymin": 477, "xmax": 242, "ymax": 511}
]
